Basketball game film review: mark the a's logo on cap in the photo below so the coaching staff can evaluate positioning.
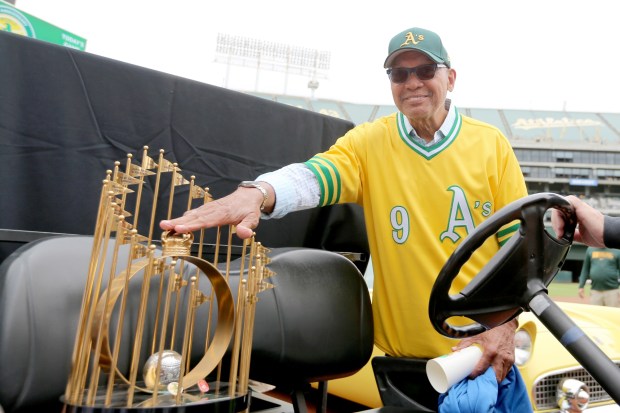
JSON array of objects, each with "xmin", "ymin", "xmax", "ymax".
[{"xmin": 400, "ymin": 32, "xmax": 425, "ymax": 48}]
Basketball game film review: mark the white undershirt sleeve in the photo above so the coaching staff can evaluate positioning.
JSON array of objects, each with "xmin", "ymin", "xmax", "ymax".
[{"xmin": 256, "ymin": 163, "xmax": 321, "ymax": 219}]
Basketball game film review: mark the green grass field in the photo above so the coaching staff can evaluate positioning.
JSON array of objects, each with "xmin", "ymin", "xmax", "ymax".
[{"xmin": 547, "ymin": 282, "xmax": 588, "ymax": 298}]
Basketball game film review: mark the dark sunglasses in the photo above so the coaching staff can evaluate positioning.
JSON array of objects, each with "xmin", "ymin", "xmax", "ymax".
[{"xmin": 386, "ymin": 63, "xmax": 448, "ymax": 83}]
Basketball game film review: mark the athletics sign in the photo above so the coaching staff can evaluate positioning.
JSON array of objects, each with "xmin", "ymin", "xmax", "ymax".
[{"xmin": 0, "ymin": 0, "xmax": 86, "ymax": 51}]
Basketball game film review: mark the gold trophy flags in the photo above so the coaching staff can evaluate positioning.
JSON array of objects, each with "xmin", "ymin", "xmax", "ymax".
[{"xmin": 63, "ymin": 147, "xmax": 270, "ymax": 412}]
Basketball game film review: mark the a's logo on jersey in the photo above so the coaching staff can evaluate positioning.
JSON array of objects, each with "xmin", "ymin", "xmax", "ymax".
[
  {"xmin": 440, "ymin": 186, "xmax": 476, "ymax": 243},
  {"xmin": 400, "ymin": 32, "xmax": 424, "ymax": 47}
]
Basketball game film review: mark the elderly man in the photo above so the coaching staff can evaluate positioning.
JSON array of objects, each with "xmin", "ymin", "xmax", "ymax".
[{"xmin": 162, "ymin": 26, "xmax": 529, "ymax": 406}]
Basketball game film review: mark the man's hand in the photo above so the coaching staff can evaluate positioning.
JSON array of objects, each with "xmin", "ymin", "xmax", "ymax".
[
  {"xmin": 159, "ymin": 183, "xmax": 274, "ymax": 239},
  {"xmin": 451, "ymin": 319, "xmax": 517, "ymax": 383}
]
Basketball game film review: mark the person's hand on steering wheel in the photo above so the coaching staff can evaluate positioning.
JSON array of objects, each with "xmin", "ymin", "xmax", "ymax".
[{"xmin": 551, "ymin": 195, "xmax": 605, "ymax": 247}]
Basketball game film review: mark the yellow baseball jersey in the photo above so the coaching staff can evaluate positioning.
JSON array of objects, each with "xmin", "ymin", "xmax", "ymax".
[{"xmin": 304, "ymin": 111, "xmax": 528, "ymax": 358}]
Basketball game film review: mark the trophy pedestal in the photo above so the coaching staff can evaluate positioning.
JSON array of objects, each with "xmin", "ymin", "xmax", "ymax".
[{"xmin": 62, "ymin": 382, "xmax": 250, "ymax": 413}]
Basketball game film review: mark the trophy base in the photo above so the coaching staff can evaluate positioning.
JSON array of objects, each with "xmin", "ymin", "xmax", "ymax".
[{"xmin": 62, "ymin": 382, "xmax": 249, "ymax": 413}]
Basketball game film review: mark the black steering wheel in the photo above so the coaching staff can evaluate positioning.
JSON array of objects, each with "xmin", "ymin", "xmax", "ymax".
[
  {"xmin": 428, "ymin": 192, "xmax": 576, "ymax": 338},
  {"xmin": 428, "ymin": 192, "xmax": 620, "ymax": 403}
]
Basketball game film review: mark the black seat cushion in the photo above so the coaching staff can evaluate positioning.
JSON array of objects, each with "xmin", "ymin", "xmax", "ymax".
[{"xmin": 247, "ymin": 248, "xmax": 374, "ymax": 385}]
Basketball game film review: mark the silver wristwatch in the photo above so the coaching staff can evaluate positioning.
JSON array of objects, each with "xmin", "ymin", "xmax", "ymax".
[{"xmin": 238, "ymin": 181, "xmax": 268, "ymax": 212}]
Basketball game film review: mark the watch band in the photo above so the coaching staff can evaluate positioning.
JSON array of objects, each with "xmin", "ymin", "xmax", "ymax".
[{"xmin": 238, "ymin": 181, "xmax": 268, "ymax": 212}]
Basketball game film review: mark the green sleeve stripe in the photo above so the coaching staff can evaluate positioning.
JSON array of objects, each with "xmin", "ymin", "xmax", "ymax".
[
  {"xmin": 497, "ymin": 223, "xmax": 520, "ymax": 238},
  {"xmin": 316, "ymin": 156, "xmax": 342, "ymax": 204},
  {"xmin": 497, "ymin": 223, "xmax": 521, "ymax": 246},
  {"xmin": 304, "ymin": 157, "xmax": 342, "ymax": 205}
]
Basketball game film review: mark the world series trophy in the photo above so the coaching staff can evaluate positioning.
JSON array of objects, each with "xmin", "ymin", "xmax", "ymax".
[{"xmin": 62, "ymin": 147, "xmax": 273, "ymax": 412}]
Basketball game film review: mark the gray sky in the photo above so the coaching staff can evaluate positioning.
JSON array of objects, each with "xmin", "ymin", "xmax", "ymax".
[{"xmin": 14, "ymin": 0, "xmax": 620, "ymax": 113}]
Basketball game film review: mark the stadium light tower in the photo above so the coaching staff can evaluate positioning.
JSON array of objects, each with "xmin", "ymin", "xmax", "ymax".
[{"xmin": 215, "ymin": 33, "xmax": 331, "ymax": 96}]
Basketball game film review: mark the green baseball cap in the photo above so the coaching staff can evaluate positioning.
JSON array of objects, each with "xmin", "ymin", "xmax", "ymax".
[{"xmin": 384, "ymin": 27, "xmax": 450, "ymax": 68}]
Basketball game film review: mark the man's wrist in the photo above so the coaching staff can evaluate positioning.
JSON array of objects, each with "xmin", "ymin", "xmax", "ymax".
[{"xmin": 238, "ymin": 181, "xmax": 268, "ymax": 211}]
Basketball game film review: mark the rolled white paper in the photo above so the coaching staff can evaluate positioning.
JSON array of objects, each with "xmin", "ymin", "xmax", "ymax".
[{"xmin": 426, "ymin": 345, "xmax": 483, "ymax": 393}]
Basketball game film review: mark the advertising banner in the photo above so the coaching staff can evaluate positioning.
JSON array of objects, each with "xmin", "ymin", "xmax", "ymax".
[{"xmin": 0, "ymin": 0, "xmax": 86, "ymax": 50}]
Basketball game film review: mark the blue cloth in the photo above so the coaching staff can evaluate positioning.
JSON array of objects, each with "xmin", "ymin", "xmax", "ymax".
[{"xmin": 438, "ymin": 365, "xmax": 532, "ymax": 413}]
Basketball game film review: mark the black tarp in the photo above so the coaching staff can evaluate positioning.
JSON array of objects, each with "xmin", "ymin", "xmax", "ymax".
[{"xmin": 0, "ymin": 31, "xmax": 368, "ymax": 266}]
